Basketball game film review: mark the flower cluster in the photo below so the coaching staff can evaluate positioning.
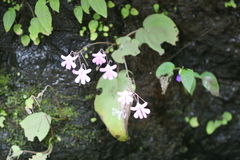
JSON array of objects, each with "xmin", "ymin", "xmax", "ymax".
[
  {"xmin": 61, "ymin": 49, "xmax": 118, "ymax": 85},
  {"xmin": 117, "ymin": 89, "xmax": 150, "ymax": 119}
]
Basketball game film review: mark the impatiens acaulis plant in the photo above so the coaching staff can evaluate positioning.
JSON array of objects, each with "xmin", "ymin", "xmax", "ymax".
[{"xmin": 7, "ymin": 85, "xmax": 65, "ymax": 160}]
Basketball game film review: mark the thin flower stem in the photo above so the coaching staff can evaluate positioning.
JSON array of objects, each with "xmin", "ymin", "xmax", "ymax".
[
  {"xmin": 125, "ymin": 30, "xmax": 137, "ymax": 37},
  {"xmin": 75, "ymin": 42, "xmax": 116, "ymax": 55}
]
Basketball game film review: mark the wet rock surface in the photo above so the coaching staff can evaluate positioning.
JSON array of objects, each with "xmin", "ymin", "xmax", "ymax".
[{"xmin": 0, "ymin": 0, "xmax": 240, "ymax": 159}]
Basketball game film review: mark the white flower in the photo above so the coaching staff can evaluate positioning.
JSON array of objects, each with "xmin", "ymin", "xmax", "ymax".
[
  {"xmin": 117, "ymin": 90, "xmax": 133, "ymax": 106},
  {"xmin": 100, "ymin": 64, "xmax": 118, "ymax": 80},
  {"xmin": 92, "ymin": 50, "xmax": 106, "ymax": 65},
  {"xmin": 130, "ymin": 102, "xmax": 150, "ymax": 119},
  {"xmin": 61, "ymin": 54, "xmax": 78, "ymax": 70},
  {"xmin": 72, "ymin": 66, "xmax": 91, "ymax": 85}
]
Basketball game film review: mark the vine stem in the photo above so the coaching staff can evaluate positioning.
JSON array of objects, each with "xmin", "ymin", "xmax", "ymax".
[
  {"xmin": 125, "ymin": 30, "xmax": 137, "ymax": 37},
  {"xmin": 75, "ymin": 42, "xmax": 116, "ymax": 55}
]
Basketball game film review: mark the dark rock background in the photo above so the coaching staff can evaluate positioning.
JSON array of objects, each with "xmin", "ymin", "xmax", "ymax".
[{"xmin": 0, "ymin": 0, "xmax": 240, "ymax": 159}]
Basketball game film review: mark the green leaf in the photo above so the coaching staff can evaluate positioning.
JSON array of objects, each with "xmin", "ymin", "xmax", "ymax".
[
  {"xmin": 88, "ymin": 0, "xmax": 107, "ymax": 18},
  {"xmin": 121, "ymin": 7, "xmax": 129, "ymax": 18},
  {"xmin": 221, "ymin": 119, "xmax": 228, "ymax": 125},
  {"xmin": 74, "ymin": 6, "xmax": 83, "ymax": 24},
  {"xmin": 9, "ymin": 145, "xmax": 23, "ymax": 158},
  {"xmin": 50, "ymin": 0, "xmax": 60, "ymax": 13},
  {"xmin": 13, "ymin": 4, "xmax": 22, "ymax": 11},
  {"xmin": 35, "ymin": 0, "xmax": 52, "ymax": 34},
  {"xmin": 107, "ymin": 1, "xmax": 115, "ymax": 8},
  {"xmin": 25, "ymin": 97, "xmax": 34, "ymax": 109},
  {"xmin": 29, "ymin": 153, "xmax": 48, "ymax": 160},
  {"xmin": 0, "ymin": 116, "xmax": 5, "ymax": 128},
  {"xmin": 206, "ymin": 120, "xmax": 216, "ymax": 135},
  {"xmin": 33, "ymin": 37, "xmax": 41, "ymax": 45},
  {"xmin": 21, "ymin": 35, "xmax": 30, "ymax": 46},
  {"xmin": 19, "ymin": 112, "xmax": 51, "ymax": 142},
  {"xmin": 201, "ymin": 72, "xmax": 220, "ymax": 97},
  {"xmin": 13, "ymin": 24, "xmax": 23, "ymax": 35},
  {"xmin": 88, "ymin": 20, "xmax": 99, "ymax": 33},
  {"xmin": 222, "ymin": 111, "xmax": 232, "ymax": 121},
  {"xmin": 3, "ymin": 7, "xmax": 16, "ymax": 32},
  {"xmin": 93, "ymin": 13, "xmax": 101, "ymax": 20},
  {"xmin": 125, "ymin": 4, "xmax": 131, "ymax": 9},
  {"xmin": 94, "ymin": 70, "xmax": 135, "ymax": 141},
  {"xmin": 180, "ymin": 69, "xmax": 196, "ymax": 95},
  {"xmin": 28, "ymin": 18, "xmax": 41, "ymax": 40},
  {"xmin": 153, "ymin": 4, "xmax": 160, "ymax": 12},
  {"xmin": 90, "ymin": 32, "xmax": 98, "ymax": 41},
  {"xmin": 130, "ymin": 8, "xmax": 139, "ymax": 16},
  {"xmin": 136, "ymin": 14, "xmax": 179, "ymax": 55},
  {"xmin": 224, "ymin": 0, "xmax": 237, "ymax": 8},
  {"xmin": 81, "ymin": 0, "xmax": 90, "ymax": 14},
  {"xmin": 189, "ymin": 117, "xmax": 199, "ymax": 128},
  {"xmin": 112, "ymin": 37, "xmax": 140, "ymax": 63},
  {"xmin": 194, "ymin": 72, "xmax": 201, "ymax": 78},
  {"xmin": 155, "ymin": 62, "xmax": 175, "ymax": 78}
]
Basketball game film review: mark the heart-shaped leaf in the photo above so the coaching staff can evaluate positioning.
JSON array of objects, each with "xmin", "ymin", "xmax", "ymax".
[
  {"xmin": 88, "ymin": 0, "xmax": 107, "ymax": 18},
  {"xmin": 20, "ymin": 112, "xmax": 51, "ymax": 142},
  {"xmin": 94, "ymin": 70, "xmax": 135, "ymax": 141},
  {"xmin": 136, "ymin": 14, "xmax": 179, "ymax": 55}
]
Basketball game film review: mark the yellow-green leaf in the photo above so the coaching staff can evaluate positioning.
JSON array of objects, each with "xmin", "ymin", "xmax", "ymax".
[
  {"xmin": 0, "ymin": 116, "xmax": 5, "ymax": 128},
  {"xmin": 35, "ymin": 0, "xmax": 52, "ymax": 34},
  {"xmin": 13, "ymin": 24, "xmax": 23, "ymax": 35},
  {"xmin": 88, "ymin": 0, "xmax": 107, "ymax": 18},
  {"xmin": 21, "ymin": 35, "xmax": 30, "ymax": 46},
  {"xmin": 94, "ymin": 70, "xmax": 135, "ymax": 141},
  {"xmin": 3, "ymin": 7, "xmax": 16, "ymax": 32},
  {"xmin": 50, "ymin": 0, "xmax": 60, "ymax": 13},
  {"xmin": 74, "ymin": 6, "xmax": 83, "ymax": 24},
  {"xmin": 81, "ymin": 0, "xmax": 90, "ymax": 14},
  {"xmin": 19, "ymin": 112, "xmax": 51, "ymax": 142}
]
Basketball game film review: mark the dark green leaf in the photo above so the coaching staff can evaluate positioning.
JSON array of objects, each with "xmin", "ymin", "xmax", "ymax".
[
  {"xmin": 88, "ymin": 0, "xmax": 107, "ymax": 18},
  {"xmin": 135, "ymin": 14, "xmax": 179, "ymax": 55},
  {"xmin": 3, "ymin": 7, "xmax": 16, "ymax": 32},
  {"xmin": 112, "ymin": 37, "xmax": 140, "ymax": 63},
  {"xmin": 201, "ymin": 72, "xmax": 220, "ymax": 97},
  {"xmin": 155, "ymin": 62, "xmax": 175, "ymax": 78}
]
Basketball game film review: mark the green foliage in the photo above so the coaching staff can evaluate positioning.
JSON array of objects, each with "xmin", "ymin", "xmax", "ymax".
[
  {"xmin": 35, "ymin": 0, "xmax": 53, "ymax": 34},
  {"xmin": 74, "ymin": 6, "xmax": 83, "ymax": 24},
  {"xmin": 49, "ymin": 0, "xmax": 60, "ymax": 13},
  {"xmin": 8, "ymin": 145, "xmax": 23, "ymax": 159},
  {"xmin": 81, "ymin": 0, "xmax": 90, "ymax": 14},
  {"xmin": 3, "ymin": 7, "xmax": 16, "ymax": 32},
  {"xmin": 88, "ymin": 0, "xmax": 107, "ymax": 18},
  {"xmin": 20, "ymin": 112, "xmax": 51, "ymax": 142},
  {"xmin": 188, "ymin": 117, "xmax": 199, "ymax": 128},
  {"xmin": 112, "ymin": 37, "xmax": 140, "ymax": 63},
  {"xmin": 206, "ymin": 111, "xmax": 232, "ymax": 135},
  {"xmin": 94, "ymin": 70, "xmax": 135, "ymax": 141},
  {"xmin": 180, "ymin": 69, "xmax": 196, "ymax": 95},
  {"xmin": 29, "ymin": 153, "xmax": 48, "ymax": 160},
  {"xmin": 224, "ymin": 0, "xmax": 237, "ymax": 8},
  {"xmin": 136, "ymin": 14, "xmax": 179, "ymax": 55},
  {"xmin": 107, "ymin": 1, "xmax": 115, "ymax": 8},
  {"xmin": 156, "ymin": 62, "xmax": 175, "ymax": 78},
  {"xmin": 21, "ymin": 35, "xmax": 30, "ymax": 46},
  {"xmin": 121, "ymin": 4, "xmax": 138, "ymax": 18},
  {"xmin": 25, "ymin": 97, "xmax": 34, "ymax": 109},
  {"xmin": 0, "ymin": 116, "xmax": 5, "ymax": 128},
  {"xmin": 13, "ymin": 24, "xmax": 23, "ymax": 35},
  {"xmin": 153, "ymin": 4, "xmax": 160, "ymax": 12},
  {"xmin": 201, "ymin": 72, "xmax": 220, "ymax": 97}
]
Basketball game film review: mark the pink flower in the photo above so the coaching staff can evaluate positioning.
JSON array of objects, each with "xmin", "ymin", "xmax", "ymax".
[
  {"xmin": 130, "ymin": 102, "xmax": 150, "ymax": 119},
  {"xmin": 72, "ymin": 66, "xmax": 92, "ymax": 85},
  {"xmin": 117, "ymin": 90, "xmax": 134, "ymax": 105},
  {"xmin": 61, "ymin": 54, "xmax": 78, "ymax": 70},
  {"xmin": 100, "ymin": 64, "xmax": 118, "ymax": 80},
  {"xmin": 92, "ymin": 50, "xmax": 106, "ymax": 65}
]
